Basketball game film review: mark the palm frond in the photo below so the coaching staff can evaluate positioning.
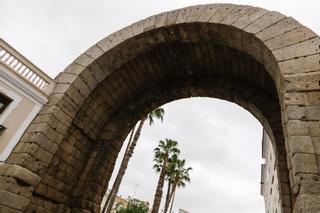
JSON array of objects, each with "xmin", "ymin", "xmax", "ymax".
[{"xmin": 147, "ymin": 107, "xmax": 165, "ymax": 125}]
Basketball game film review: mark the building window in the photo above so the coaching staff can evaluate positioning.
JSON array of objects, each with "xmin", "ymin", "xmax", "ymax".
[{"xmin": 0, "ymin": 92, "xmax": 13, "ymax": 114}]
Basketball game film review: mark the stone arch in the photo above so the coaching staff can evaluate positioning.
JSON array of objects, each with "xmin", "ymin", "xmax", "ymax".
[{"xmin": 0, "ymin": 4, "xmax": 319, "ymax": 213}]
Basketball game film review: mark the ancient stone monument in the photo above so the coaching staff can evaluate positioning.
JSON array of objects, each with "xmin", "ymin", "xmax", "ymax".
[{"xmin": 0, "ymin": 4, "xmax": 319, "ymax": 213}]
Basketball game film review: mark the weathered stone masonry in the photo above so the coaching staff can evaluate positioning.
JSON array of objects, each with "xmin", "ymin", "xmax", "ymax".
[{"xmin": 0, "ymin": 4, "xmax": 319, "ymax": 213}]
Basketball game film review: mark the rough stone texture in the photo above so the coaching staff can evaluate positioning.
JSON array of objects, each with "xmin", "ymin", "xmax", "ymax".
[
  {"xmin": 294, "ymin": 194, "xmax": 320, "ymax": 213},
  {"xmin": 0, "ymin": 3, "xmax": 319, "ymax": 213},
  {"xmin": 0, "ymin": 190, "xmax": 29, "ymax": 210},
  {"xmin": 3, "ymin": 165, "xmax": 40, "ymax": 187}
]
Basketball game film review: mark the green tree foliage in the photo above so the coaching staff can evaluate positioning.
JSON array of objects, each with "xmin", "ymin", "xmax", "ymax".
[{"xmin": 115, "ymin": 199, "xmax": 149, "ymax": 213}]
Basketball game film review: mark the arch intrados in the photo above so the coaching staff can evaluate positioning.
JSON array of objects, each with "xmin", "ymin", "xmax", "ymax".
[
  {"xmin": 53, "ymin": 3, "xmax": 318, "ymax": 149},
  {"xmin": 80, "ymin": 20, "xmax": 282, "ymax": 89},
  {"xmin": 94, "ymin": 76, "xmax": 279, "ymax": 147},
  {"xmin": 73, "ymin": 76, "xmax": 287, "ymax": 210},
  {"xmin": 72, "ymin": 40, "xmax": 278, "ymax": 136}
]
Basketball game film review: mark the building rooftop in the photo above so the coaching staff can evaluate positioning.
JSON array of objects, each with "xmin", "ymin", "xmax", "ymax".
[{"xmin": 0, "ymin": 38, "xmax": 55, "ymax": 97}]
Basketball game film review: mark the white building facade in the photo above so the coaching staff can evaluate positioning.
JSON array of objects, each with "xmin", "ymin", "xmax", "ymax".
[
  {"xmin": 0, "ymin": 38, "xmax": 55, "ymax": 162},
  {"xmin": 260, "ymin": 130, "xmax": 282, "ymax": 213}
]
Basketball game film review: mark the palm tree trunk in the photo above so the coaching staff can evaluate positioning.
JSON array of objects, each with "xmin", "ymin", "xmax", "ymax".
[
  {"xmin": 168, "ymin": 188, "xmax": 176, "ymax": 213},
  {"xmin": 166, "ymin": 181, "xmax": 177, "ymax": 213},
  {"xmin": 163, "ymin": 181, "xmax": 172, "ymax": 213},
  {"xmin": 151, "ymin": 156, "xmax": 168, "ymax": 213},
  {"xmin": 101, "ymin": 126, "xmax": 136, "ymax": 213},
  {"xmin": 104, "ymin": 118, "xmax": 145, "ymax": 213}
]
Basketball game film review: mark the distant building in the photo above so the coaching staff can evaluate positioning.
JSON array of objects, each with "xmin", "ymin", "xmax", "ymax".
[
  {"xmin": 113, "ymin": 195, "xmax": 129, "ymax": 211},
  {"xmin": 260, "ymin": 130, "xmax": 282, "ymax": 213},
  {"xmin": 101, "ymin": 190, "xmax": 150, "ymax": 213},
  {"xmin": 0, "ymin": 38, "xmax": 55, "ymax": 162}
]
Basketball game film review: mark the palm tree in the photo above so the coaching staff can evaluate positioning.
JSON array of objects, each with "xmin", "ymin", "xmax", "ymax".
[
  {"xmin": 167, "ymin": 159, "xmax": 192, "ymax": 213},
  {"xmin": 151, "ymin": 139, "xmax": 180, "ymax": 213},
  {"xmin": 103, "ymin": 107, "xmax": 165, "ymax": 213},
  {"xmin": 163, "ymin": 154, "xmax": 179, "ymax": 213},
  {"xmin": 163, "ymin": 179, "xmax": 172, "ymax": 213}
]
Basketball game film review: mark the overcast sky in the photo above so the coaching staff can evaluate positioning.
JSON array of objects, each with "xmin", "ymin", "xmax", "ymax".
[{"xmin": 1, "ymin": 1, "xmax": 319, "ymax": 213}]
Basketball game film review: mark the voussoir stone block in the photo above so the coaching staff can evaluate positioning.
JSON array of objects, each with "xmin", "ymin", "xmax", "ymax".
[
  {"xmin": 273, "ymin": 37, "xmax": 320, "ymax": 61},
  {"xmin": 164, "ymin": 9, "xmax": 179, "ymax": 25},
  {"xmin": 143, "ymin": 15, "xmax": 156, "ymax": 31},
  {"xmin": 85, "ymin": 44, "xmax": 104, "ymax": 59},
  {"xmin": 309, "ymin": 121, "xmax": 320, "ymax": 136},
  {"xmin": 73, "ymin": 53, "xmax": 95, "ymax": 67},
  {"xmin": 244, "ymin": 11, "xmax": 285, "ymax": 34},
  {"xmin": 286, "ymin": 105, "xmax": 306, "ymax": 120},
  {"xmin": 64, "ymin": 85, "xmax": 85, "ymax": 106},
  {"xmin": 108, "ymin": 31, "xmax": 124, "ymax": 47},
  {"xmin": 198, "ymin": 4, "xmax": 221, "ymax": 22},
  {"xmin": 78, "ymin": 68, "xmax": 99, "ymax": 90},
  {"xmin": 283, "ymin": 92, "xmax": 308, "ymax": 106},
  {"xmin": 283, "ymin": 71, "xmax": 320, "ymax": 92},
  {"xmin": 88, "ymin": 61, "xmax": 108, "ymax": 82},
  {"xmin": 53, "ymin": 83, "xmax": 71, "ymax": 96},
  {"xmin": 0, "ymin": 190, "xmax": 29, "ymax": 210},
  {"xmin": 288, "ymin": 136, "xmax": 315, "ymax": 154},
  {"xmin": 292, "ymin": 153, "xmax": 318, "ymax": 174},
  {"xmin": 278, "ymin": 54, "xmax": 320, "ymax": 74},
  {"xmin": 265, "ymin": 26, "xmax": 317, "ymax": 51},
  {"xmin": 4, "ymin": 165, "xmax": 41, "ymax": 187},
  {"xmin": 185, "ymin": 5, "xmax": 207, "ymax": 23},
  {"xmin": 33, "ymin": 147, "xmax": 54, "ymax": 165},
  {"xmin": 176, "ymin": 6, "xmax": 194, "ymax": 23},
  {"xmin": 55, "ymin": 72, "xmax": 78, "ymax": 85},
  {"xmin": 33, "ymin": 113, "xmax": 68, "ymax": 134},
  {"xmin": 294, "ymin": 193, "xmax": 320, "ymax": 213},
  {"xmin": 63, "ymin": 62, "xmax": 87, "ymax": 76},
  {"xmin": 256, "ymin": 17, "xmax": 301, "ymax": 41},
  {"xmin": 119, "ymin": 27, "xmax": 134, "ymax": 43},
  {"xmin": 220, "ymin": 5, "xmax": 252, "ymax": 25},
  {"xmin": 306, "ymin": 106, "xmax": 320, "ymax": 120},
  {"xmin": 208, "ymin": 4, "xmax": 235, "ymax": 23},
  {"xmin": 0, "ymin": 206, "xmax": 21, "ymax": 213},
  {"xmin": 71, "ymin": 77, "xmax": 91, "ymax": 98},
  {"xmin": 96, "ymin": 37, "xmax": 114, "ymax": 52},
  {"xmin": 131, "ymin": 21, "xmax": 144, "ymax": 36},
  {"xmin": 287, "ymin": 120, "xmax": 309, "ymax": 136},
  {"xmin": 29, "ymin": 122, "xmax": 63, "ymax": 143},
  {"xmin": 154, "ymin": 12, "xmax": 167, "ymax": 28},
  {"xmin": 232, "ymin": 7, "xmax": 268, "ymax": 29},
  {"xmin": 311, "ymin": 135, "xmax": 320, "ymax": 146},
  {"xmin": 46, "ymin": 95, "xmax": 78, "ymax": 118},
  {"xmin": 0, "ymin": 176, "xmax": 34, "ymax": 198}
]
